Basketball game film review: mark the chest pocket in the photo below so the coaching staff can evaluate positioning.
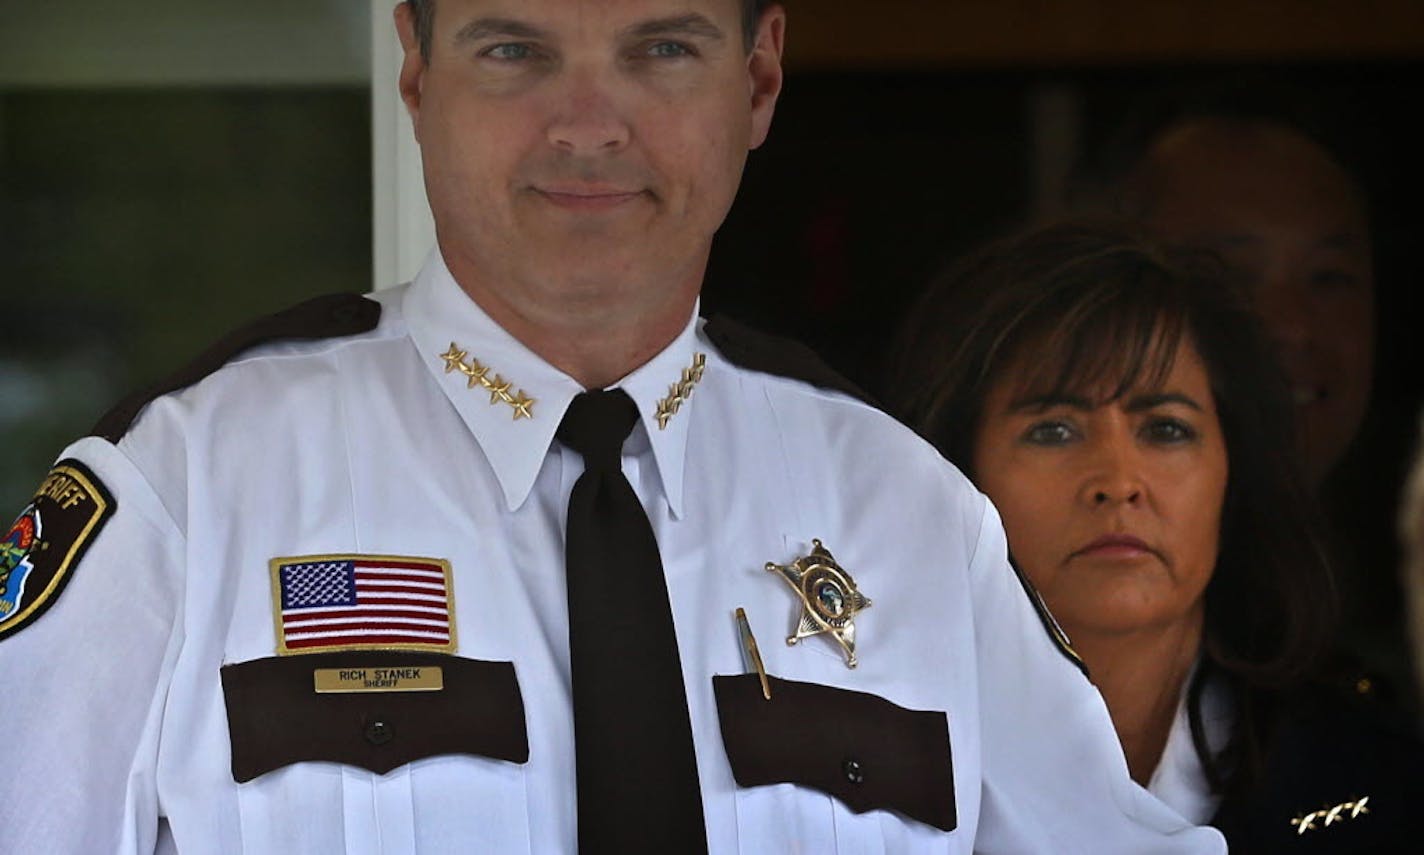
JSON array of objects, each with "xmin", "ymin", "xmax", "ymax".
[
  {"xmin": 219, "ymin": 652, "xmax": 531, "ymax": 854},
  {"xmin": 714, "ymin": 674, "xmax": 957, "ymax": 854}
]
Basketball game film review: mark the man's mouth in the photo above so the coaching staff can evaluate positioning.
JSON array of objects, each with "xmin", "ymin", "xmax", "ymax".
[{"xmin": 532, "ymin": 183, "xmax": 646, "ymax": 212}]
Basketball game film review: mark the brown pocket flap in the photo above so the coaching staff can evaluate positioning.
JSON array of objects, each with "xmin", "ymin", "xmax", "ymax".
[
  {"xmin": 220, "ymin": 652, "xmax": 527, "ymax": 782},
  {"xmin": 713, "ymin": 673, "xmax": 956, "ymax": 832}
]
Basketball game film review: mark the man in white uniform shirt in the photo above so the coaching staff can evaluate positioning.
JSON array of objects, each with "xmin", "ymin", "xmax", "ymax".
[{"xmin": 0, "ymin": 1, "xmax": 1225, "ymax": 852}]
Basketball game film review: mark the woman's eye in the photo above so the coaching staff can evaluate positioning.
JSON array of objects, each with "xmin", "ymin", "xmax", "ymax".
[
  {"xmin": 1023, "ymin": 421, "xmax": 1076, "ymax": 445},
  {"xmin": 1142, "ymin": 418, "xmax": 1196, "ymax": 444}
]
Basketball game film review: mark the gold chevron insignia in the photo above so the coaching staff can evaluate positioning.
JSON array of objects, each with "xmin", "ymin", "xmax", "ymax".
[
  {"xmin": 439, "ymin": 343, "xmax": 536, "ymax": 420},
  {"xmin": 655, "ymin": 352, "xmax": 706, "ymax": 429}
]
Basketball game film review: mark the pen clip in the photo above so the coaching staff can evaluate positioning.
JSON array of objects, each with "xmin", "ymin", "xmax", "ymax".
[{"xmin": 736, "ymin": 607, "xmax": 772, "ymax": 701}]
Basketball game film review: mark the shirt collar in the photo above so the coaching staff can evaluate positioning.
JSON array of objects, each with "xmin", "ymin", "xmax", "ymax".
[
  {"xmin": 403, "ymin": 248, "xmax": 703, "ymax": 517},
  {"xmin": 1147, "ymin": 660, "xmax": 1233, "ymax": 825}
]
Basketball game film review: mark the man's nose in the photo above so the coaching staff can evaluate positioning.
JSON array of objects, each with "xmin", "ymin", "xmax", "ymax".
[
  {"xmin": 546, "ymin": 72, "xmax": 631, "ymax": 154},
  {"xmin": 1254, "ymin": 275, "xmax": 1311, "ymax": 352}
]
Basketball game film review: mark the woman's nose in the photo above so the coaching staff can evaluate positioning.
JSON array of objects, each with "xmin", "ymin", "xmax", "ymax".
[
  {"xmin": 1079, "ymin": 443, "xmax": 1145, "ymax": 507},
  {"xmin": 1089, "ymin": 483, "xmax": 1142, "ymax": 506}
]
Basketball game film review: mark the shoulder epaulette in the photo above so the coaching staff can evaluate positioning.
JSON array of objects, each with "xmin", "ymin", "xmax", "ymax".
[
  {"xmin": 91, "ymin": 292, "xmax": 380, "ymax": 442},
  {"xmin": 703, "ymin": 315, "xmax": 878, "ymax": 408}
]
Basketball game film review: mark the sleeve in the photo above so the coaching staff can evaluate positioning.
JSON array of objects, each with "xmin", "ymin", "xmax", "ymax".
[
  {"xmin": 0, "ymin": 436, "xmax": 185, "ymax": 854},
  {"xmin": 966, "ymin": 495, "xmax": 1226, "ymax": 854}
]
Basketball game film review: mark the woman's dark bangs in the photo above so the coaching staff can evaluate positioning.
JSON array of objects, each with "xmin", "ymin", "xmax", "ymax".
[{"xmin": 1006, "ymin": 273, "xmax": 1189, "ymax": 405}]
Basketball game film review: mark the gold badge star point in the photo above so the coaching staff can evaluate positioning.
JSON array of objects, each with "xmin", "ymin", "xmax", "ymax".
[{"xmin": 766, "ymin": 538, "xmax": 870, "ymax": 668}]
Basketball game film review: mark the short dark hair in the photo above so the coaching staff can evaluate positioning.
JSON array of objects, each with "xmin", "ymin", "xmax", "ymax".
[
  {"xmin": 888, "ymin": 219, "xmax": 1338, "ymax": 796},
  {"xmin": 403, "ymin": 0, "xmax": 771, "ymax": 62},
  {"xmin": 1070, "ymin": 82, "xmax": 1367, "ymax": 221}
]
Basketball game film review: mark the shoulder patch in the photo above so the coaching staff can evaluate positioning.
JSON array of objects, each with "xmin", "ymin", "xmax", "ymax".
[
  {"xmin": 1009, "ymin": 559, "xmax": 1088, "ymax": 676},
  {"xmin": 1, "ymin": 460, "xmax": 116, "ymax": 641},
  {"xmin": 92, "ymin": 292, "xmax": 380, "ymax": 442},
  {"xmin": 703, "ymin": 315, "xmax": 878, "ymax": 408}
]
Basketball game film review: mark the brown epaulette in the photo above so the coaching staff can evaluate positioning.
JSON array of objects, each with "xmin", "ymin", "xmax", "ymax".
[
  {"xmin": 91, "ymin": 293, "xmax": 381, "ymax": 443},
  {"xmin": 702, "ymin": 315, "xmax": 878, "ymax": 408}
]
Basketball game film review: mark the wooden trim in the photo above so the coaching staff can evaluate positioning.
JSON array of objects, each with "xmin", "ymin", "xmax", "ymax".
[{"xmin": 781, "ymin": 0, "xmax": 1424, "ymax": 69}]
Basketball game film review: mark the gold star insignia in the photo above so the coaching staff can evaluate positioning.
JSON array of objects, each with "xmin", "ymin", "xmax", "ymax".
[
  {"xmin": 1290, "ymin": 797, "xmax": 1370, "ymax": 836},
  {"xmin": 440, "ymin": 344, "xmax": 467, "ymax": 373},
  {"xmin": 511, "ymin": 392, "xmax": 535, "ymax": 421},
  {"xmin": 435, "ymin": 344, "xmax": 537, "ymax": 421},
  {"xmin": 464, "ymin": 359, "xmax": 489, "ymax": 389},
  {"xmin": 487, "ymin": 376, "xmax": 512, "ymax": 405},
  {"xmin": 655, "ymin": 353, "xmax": 706, "ymax": 430},
  {"xmin": 766, "ymin": 539, "xmax": 871, "ymax": 668}
]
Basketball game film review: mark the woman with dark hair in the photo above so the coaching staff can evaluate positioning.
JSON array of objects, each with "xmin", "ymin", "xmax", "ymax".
[{"xmin": 889, "ymin": 220, "xmax": 1421, "ymax": 852}]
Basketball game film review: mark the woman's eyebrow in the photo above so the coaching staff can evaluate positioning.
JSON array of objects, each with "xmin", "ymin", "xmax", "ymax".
[
  {"xmin": 1007, "ymin": 393, "xmax": 1094, "ymax": 413},
  {"xmin": 1124, "ymin": 392, "xmax": 1204, "ymax": 413}
]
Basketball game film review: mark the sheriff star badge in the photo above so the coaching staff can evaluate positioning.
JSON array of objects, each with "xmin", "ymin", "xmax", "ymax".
[{"xmin": 766, "ymin": 539, "xmax": 870, "ymax": 668}]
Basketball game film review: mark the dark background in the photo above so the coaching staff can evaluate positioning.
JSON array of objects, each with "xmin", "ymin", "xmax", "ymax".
[{"xmin": 706, "ymin": 62, "xmax": 1424, "ymax": 412}]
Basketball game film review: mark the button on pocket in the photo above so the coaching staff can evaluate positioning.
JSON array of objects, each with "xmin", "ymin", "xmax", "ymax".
[
  {"xmin": 364, "ymin": 718, "xmax": 394, "ymax": 746},
  {"xmin": 842, "ymin": 758, "xmax": 864, "ymax": 785}
]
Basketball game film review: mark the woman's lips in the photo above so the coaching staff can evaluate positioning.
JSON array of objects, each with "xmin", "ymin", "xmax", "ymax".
[{"xmin": 1071, "ymin": 534, "xmax": 1159, "ymax": 561}]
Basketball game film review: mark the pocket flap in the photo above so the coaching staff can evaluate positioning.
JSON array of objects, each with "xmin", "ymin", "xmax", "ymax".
[
  {"xmin": 220, "ymin": 652, "xmax": 527, "ymax": 782},
  {"xmin": 713, "ymin": 673, "xmax": 955, "ymax": 831}
]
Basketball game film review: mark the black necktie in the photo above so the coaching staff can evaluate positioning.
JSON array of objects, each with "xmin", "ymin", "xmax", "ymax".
[{"xmin": 557, "ymin": 388, "xmax": 708, "ymax": 852}]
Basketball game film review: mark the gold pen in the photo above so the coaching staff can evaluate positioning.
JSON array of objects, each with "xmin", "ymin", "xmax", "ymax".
[{"xmin": 736, "ymin": 607, "xmax": 772, "ymax": 701}]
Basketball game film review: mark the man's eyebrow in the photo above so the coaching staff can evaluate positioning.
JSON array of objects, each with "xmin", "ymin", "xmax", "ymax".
[
  {"xmin": 624, "ymin": 13, "xmax": 727, "ymax": 42},
  {"xmin": 1123, "ymin": 392, "xmax": 1204, "ymax": 413},
  {"xmin": 1202, "ymin": 233, "xmax": 1261, "ymax": 250},
  {"xmin": 453, "ymin": 17, "xmax": 552, "ymax": 44},
  {"xmin": 1317, "ymin": 231, "xmax": 1368, "ymax": 252}
]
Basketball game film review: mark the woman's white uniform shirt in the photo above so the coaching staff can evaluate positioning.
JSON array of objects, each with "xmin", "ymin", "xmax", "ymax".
[{"xmin": 1149, "ymin": 667, "xmax": 1234, "ymax": 825}]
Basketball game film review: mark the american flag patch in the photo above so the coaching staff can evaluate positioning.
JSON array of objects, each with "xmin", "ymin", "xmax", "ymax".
[{"xmin": 269, "ymin": 554, "xmax": 457, "ymax": 655}]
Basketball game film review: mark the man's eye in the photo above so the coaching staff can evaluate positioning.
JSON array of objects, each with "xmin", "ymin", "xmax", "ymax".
[
  {"xmin": 1310, "ymin": 269, "xmax": 1359, "ymax": 292},
  {"xmin": 482, "ymin": 43, "xmax": 537, "ymax": 61},
  {"xmin": 645, "ymin": 41, "xmax": 695, "ymax": 58},
  {"xmin": 1023, "ymin": 422, "xmax": 1076, "ymax": 445}
]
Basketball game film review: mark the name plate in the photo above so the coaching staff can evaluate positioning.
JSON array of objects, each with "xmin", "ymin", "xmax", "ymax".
[{"xmin": 313, "ymin": 666, "xmax": 444, "ymax": 694}]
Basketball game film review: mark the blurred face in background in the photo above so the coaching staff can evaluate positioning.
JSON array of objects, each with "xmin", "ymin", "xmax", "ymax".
[
  {"xmin": 1131, "ymin": 118, "xmax": 1374, "ymax": 489},
  {"xmin": 971, "ymin": 337, "xmax": 1229, "ymax": 640}
]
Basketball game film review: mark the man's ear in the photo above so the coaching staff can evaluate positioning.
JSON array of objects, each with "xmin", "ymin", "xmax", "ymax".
[
  {"xmin": 747, "ymin": 5, "xmax": 786, "ymax": 151},
  {"xmin": 394, "ymin": 2, "xmax": 427, "ymax": 138}
]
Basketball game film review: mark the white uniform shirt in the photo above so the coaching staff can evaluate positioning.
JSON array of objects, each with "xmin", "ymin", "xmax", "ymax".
[
  {"xmin": 0, "ymin": 252, "xmax": 1224, "ymax": 854},
  {"xmin": 1148, "ymin": 667, "xmax": 1234, "ymax": 826}
]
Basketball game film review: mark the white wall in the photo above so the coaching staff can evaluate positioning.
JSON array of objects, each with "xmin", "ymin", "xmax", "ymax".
[{"xmin": 369, "ymin": 0, "xmax": 434, "ymax": 291}]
